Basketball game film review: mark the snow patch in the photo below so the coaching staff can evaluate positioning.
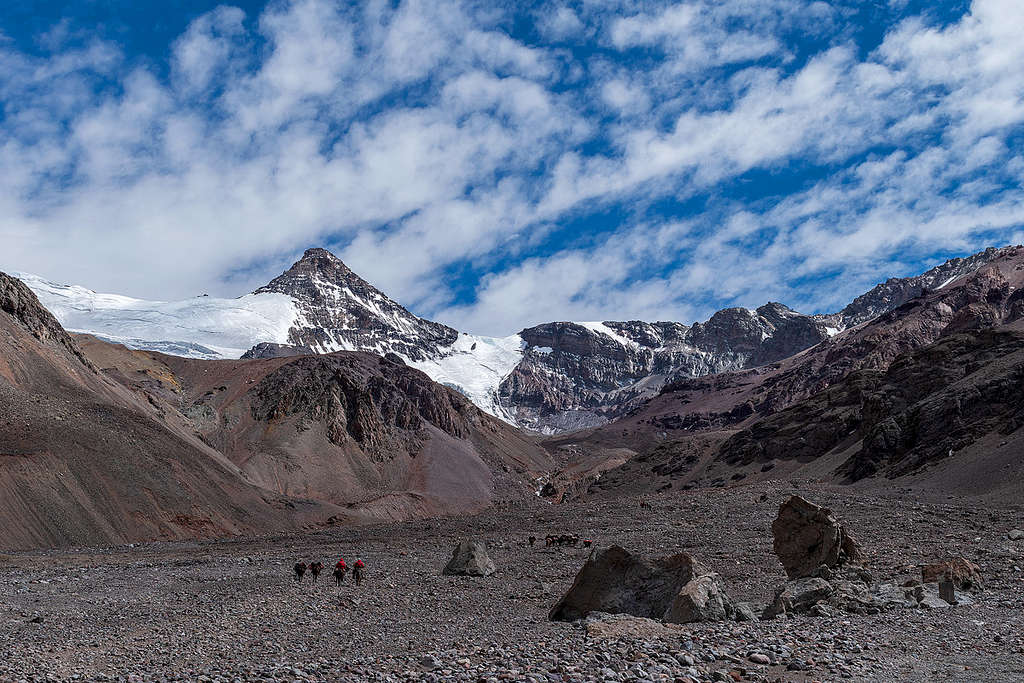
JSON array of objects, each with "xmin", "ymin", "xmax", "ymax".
[{"xmin": 578, "ymin": 321, "xmax": 641, "ymax": 349}]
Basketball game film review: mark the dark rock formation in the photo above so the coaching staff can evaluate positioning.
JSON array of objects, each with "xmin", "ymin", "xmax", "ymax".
[
  {"xmin": 0, "ymin": 272, "xmax": 93, "ymax": 370},
  {"xmin": 241, "ymin": 342, "xmax": 315, "ymax": 359},
  {"xmin": 763, "ymin": 577, "xmax": 835, "ymax": 618},
  {"xmin": 550, "ymin": 546, "xmax": 706, "ymax": 622},
  {"xmin": 772, "ymin": 496, "xmax": 863, "ymax": 579},
  {"xmin": 829, "ymin": 246, "xmax": 1009, "ymax": 329},
  {"xmin": 503, "ymin": 306, "xmax": 835, "ymax": 433}
]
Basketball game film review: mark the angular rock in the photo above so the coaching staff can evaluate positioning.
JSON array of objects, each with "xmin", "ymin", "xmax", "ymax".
[
  {"xmin": 442, "ymin": 539, "xmax": 496, "ymax": 577},
  {"xmin": 914, "ymin": 584, "xmax": 952, "ymax": 609},
  {"xmin": 939, "ymin": 579, "xmax": 956, "ymax": 604},
  {"xmin": 551, "ymin": 546, "xmax": 728, "ymax": 622},
  {"xmin": 771, "ymin": 496, "xmax": 864, "ymax": 579},
  {"xmin": 664, "ymin": 573, "xmax": 736, "ymax": 624},
  {"xmin": 921, "ymin": 558, "xmax": 983, "ymax": 591},
  {"xmin": 733, "ymin": 602, "xmax": 759, "ymax": 622},
  {"xmin": 1009, "ymin": 529, "xmax": 1024, "ymax": 541},
  {"xmin": 763, "ymin": 577, "xmax": 835, "ymax": 619},
  {"xmin": 872, "ymin": 583, "xmax": 918, "ymax": 610}
]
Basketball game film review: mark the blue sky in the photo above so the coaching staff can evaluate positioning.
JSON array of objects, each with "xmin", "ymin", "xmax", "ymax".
[{"xmin": 1, "ymin": 0, "xmax": 1023, "ymax": 335}]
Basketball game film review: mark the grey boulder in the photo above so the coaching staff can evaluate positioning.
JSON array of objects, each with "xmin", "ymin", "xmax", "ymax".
[
  {"xmin": 550, "ymin": 545, "xmax": 744, "ymax": 624},
  {"xmin": 442, "ymin": 539, "xmax": 496, "ymax": 577}
]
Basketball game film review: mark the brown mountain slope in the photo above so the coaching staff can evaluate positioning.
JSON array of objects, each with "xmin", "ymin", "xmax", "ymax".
[
  {"xmin": 2, "ymin": 271, "xmax": 553, "ymax": 551},
  {"xmin": 546, "ymin": 246, "xmax": 1024, "ymax": 497},
  {"xmin": 76, "ymin": 337, "xmax": 554, "ymax": 524},
  {"xmin": 0, "ymin": 273, "xmax": 337, "ymax": 551},
  {"xmin": 718, "ymin": 325, "xmax": 1024, "ymax": 489}
]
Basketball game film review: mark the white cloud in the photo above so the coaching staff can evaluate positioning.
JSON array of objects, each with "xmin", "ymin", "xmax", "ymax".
[
  {"xmin": 0, "ymin": 0, "xmax": 1022, "ymax": 338},
  {"xmin": 539, "ymin": 6, "xmax": 585, "ymax": 40}
]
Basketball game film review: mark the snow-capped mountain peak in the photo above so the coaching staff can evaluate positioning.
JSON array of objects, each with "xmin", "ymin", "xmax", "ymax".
[{"xmin": 252, "ymin": 247, "xmax": 457, "ymax": 360}]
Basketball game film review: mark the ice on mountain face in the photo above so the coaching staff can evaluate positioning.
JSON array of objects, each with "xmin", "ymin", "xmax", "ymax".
[
  {"xmin": 85, "ymin": 334, "xmax": 228, "ymax": 360},
  {"xmin": 15, "ymin": 273, "xmax": 297, "ymax": 359},
  {"xmin": 577, "ymin": 321, "xmax": 641, "ymax": 349},
  {"xmin": 407, "ymin": 333, "xmax": 525, "ymax": 421}
]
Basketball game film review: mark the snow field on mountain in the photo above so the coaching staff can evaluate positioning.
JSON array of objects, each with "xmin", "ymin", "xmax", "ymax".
[
  {"xmin": 408, "ymin": 333, "xmax": 525, "ymax": 421},
  {"xmin": 16, "ymin": 273, "xmax": 298, "ymax": 359}
]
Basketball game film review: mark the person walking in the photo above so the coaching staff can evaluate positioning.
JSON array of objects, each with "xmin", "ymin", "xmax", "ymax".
[
  {"xmin": 293, "ymin": 561, "xmax": 307, "ymax": 582},
  {"xmin": 333, "ymin": 558, "xmax": 348, "ymax": 587},
  {"xmin": 352, "ymin": 559, "xmax": 365, "ymax": 587}
]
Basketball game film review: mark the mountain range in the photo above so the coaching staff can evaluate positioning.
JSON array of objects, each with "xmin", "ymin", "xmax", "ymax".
[
  {"xmin": 4, "ymin": 243, "xmax": 1024, "ymax": 550},
  {"xmin": 14, "ymin": 245, "xmax": 1010, "ymax": 434}
]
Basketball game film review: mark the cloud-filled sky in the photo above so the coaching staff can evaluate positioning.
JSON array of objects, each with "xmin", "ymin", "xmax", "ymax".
[{"xmin": 2, "ymin": 0, "xmax": 1023, "ymax": 335}]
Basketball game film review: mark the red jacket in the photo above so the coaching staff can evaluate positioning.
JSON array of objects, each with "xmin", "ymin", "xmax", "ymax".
[
  {"xmin": 354, "ymin": 560, "xmax": 365, "ymax": 569},
  {"xmin": 336, "ymin": 559, "xmax": 347, "ymax": 569}
]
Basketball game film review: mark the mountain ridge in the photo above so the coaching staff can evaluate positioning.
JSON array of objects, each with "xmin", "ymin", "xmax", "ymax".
[{"xmin": 14, "ymin": 244, "xmax": 1018, "ymax": 433}]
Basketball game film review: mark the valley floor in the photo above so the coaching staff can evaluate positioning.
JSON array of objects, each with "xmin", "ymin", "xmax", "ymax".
[{"xmin": 2, "ymin": 482, "xmax": 1023, "ymax": 682}]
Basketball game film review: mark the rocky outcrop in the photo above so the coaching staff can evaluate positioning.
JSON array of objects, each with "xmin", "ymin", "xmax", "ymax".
[
  {"xmin": 763, "ymin": 577, "xmax": 836, "ymax": 618},
  {"xmin": 250, "ymin": 352, "xmax": 472, "ymax": 460},
  {"xmin": 241, "ymin": 342, "xmax": 315, "ymax": 359},
  {"xmin": 0, "ymin": 272, "xmax": 93, "ymax": 370},
  {"xmin": 827, "ymin": 246, "xmax": 1010, "ymax": 329},
  {"xmin": 921, "ymin": 558, "xmax": 983, "ymax": 591},
  {"xmin": 550, "ymin": 546, "xmax": 742, "ymax": 624},
  {"xmin": 761, "ymin": 569, "xmax": 970, "ymax": 618},
  {"xmin": 713, "ymin": 327, "xmax": 1024, "ymax": 482},
  {"xmin": 771, "ymin": 496, "xmax": 863, "ymax": 579},
  {"xmin": 442, "ymin": 539, "xmax": 496, "ymax": 577}
]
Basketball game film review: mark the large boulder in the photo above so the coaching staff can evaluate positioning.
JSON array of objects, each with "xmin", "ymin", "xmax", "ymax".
[
  {"xmin": 442, "ymin": 539, "xmax": 496, "ymax": 577},
  {"xmin": 772, "ymin": 495, "xmax": 863, "ymax": 579},
  {"xmin": 550, "ymin": 546, "xmax": 741, "ymax": 624}
]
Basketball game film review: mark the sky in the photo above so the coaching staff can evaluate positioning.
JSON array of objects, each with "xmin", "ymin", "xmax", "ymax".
[{"xmin": 1, "ymin": 0, "xmax": 1023, "ymax": 336}]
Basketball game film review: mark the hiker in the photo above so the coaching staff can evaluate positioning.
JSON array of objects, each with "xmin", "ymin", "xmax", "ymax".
[
  {"xmin": 293, "ymin": 561, "xmax": 307, "ymax": 582},
  {"xmin": 310, "ymin": 561, "xmax": 324, "ymax": 583},
  {"xmin": 353, "ymin": 559, "xmax": 365, "ymax": 586},
  {"xmin": 333, "ymin": 558, "xmax": 348, "ymax": 586}
]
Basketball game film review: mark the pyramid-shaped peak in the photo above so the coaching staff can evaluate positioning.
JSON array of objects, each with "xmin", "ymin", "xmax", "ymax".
[
  {"xmin": 284, "ymin": 247, "xmax": 356, "ymax": 277},
  {"xmin": 301, "ymin": 247, "xmax": 341, "ymax": 261}
]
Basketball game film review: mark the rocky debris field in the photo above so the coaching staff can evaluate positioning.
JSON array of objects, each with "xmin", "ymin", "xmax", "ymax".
[{"xmin": 2, "ymin": 481, "xmax": 1023, "ymax": 682}]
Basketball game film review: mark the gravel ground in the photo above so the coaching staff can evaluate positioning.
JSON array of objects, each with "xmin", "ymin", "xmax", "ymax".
[{"xmin": 2, "ymin": 481, "xmax": 1023, "ymax": 682}]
